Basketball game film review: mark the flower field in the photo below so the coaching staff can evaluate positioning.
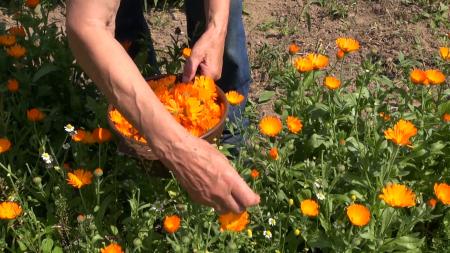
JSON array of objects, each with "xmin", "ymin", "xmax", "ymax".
[{"xmin": 1, "ymin": 1, "xmax": 450, "ymax": 252}]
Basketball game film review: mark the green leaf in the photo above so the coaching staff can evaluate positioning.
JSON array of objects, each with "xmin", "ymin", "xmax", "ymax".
[
  {"xmin": 110, "ymin": 225, "xmax": 119, "ymax": 236},
  {"xmin": 32, "ymin": 64, "xmax": 59, "ymax": 83},
  {"xmin": 430, "ymin": 141, "xmax": 446, "ymax": 154},
  {"xmin": 41, "ymin": 238, "xmax": 54, "ymax": 253},
  {"xmin": 258, "ymin": 90, "xmax": 276, "ymax": 103},
  {"xmin": 52, "ymin": 247, "xmax": 63, "ymax": 253}
]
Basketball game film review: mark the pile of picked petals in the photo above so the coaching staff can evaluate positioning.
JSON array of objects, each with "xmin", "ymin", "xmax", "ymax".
[{"xmin": 109, "ymin": 75, "xmax": 224, "ymax": 143}]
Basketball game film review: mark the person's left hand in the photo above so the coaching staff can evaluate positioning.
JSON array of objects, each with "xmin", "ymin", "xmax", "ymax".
[{"xmin": 182, "ymin": 29, "xmax": 226, "ymax": 82}]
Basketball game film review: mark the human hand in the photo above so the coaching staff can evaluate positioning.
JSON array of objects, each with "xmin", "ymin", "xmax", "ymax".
[
  {"xmin": 182, "ymin": 29, "xmax": 225, "ymax": 82},
  {"xmin": 159, "ymin": 135, "xmax": 260, "ymax": 214}
]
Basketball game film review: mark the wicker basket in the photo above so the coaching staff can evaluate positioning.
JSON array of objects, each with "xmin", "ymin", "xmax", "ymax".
[{"xmin": 107, "ymin": 75, "xmax": 229, "ymax": 176}]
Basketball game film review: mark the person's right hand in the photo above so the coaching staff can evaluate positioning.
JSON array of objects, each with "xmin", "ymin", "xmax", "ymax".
[{"xmin": 159, "ymin": 134, "xmax": 260, "ymax": 214}]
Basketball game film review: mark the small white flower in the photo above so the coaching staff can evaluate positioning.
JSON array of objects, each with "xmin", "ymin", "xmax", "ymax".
[
  {"xmin": 263, "ymin": 230, "xmax": 272, "ymax": 239},
  {"xmin": 313, "ymin": 180, "xmax": 321, "ymax": 189},
  {"xmin": 64, "ymin": 124, "xmax": 75, "ymax": 134},
  {"xmin": 268, "ymin": 218, "xmax": 276, "ymax": 226},
  {"xmin": 62, "ymin": 143, "xmax": 70, "ymax": 150},
  {"xmin": 41, "ymin": 153, "xmax": 52, "ymax": 164},
  {"xmin": 317, "ymin": 192, "xmax": 325, "ymax": 200}
]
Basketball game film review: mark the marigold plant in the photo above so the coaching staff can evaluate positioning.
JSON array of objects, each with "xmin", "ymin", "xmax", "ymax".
[
  {"xmin": 379, "ymin": 183, "xmax": 416, "ymax": 208},
  {"xmin": 424, "ymin": 69, "xmax": 446, "ymax": 85},
  {"xmin": 218, "ymin": 211, "xmax": 249, "ymax": 232},
  {"xmin": 7, "ymin": 79, "xmax": 19, "ymax": 92},
  {"xmin": 306, "ymin": 53, "xmax": 329, "ymax": 70},
  {"xmin": 346, "ymin": 204, "xmax": 370, "ymax": 227},
  {"xmin": 439, "ymin": 47, "xmax": 450, "ymax": 61},
  {"xmin": 101, "ymin": 243, "xmax": 124, "ymax": 253},
  {"xmin": 67, "ymin": 169, "xmax": 93, "ymax": 189},
  {"xmin": 0, "ymin": 35, "xmax": 16, "ymax": 46},
  {"xmin": 384, "ymin": 119, "xmax": 418, "ymax": 146},
  {"xmin": 92, "ymin": 127, "xmax": 112, "ymax": 143},
  {"xmin": 268, "ymin": 147, "xmax": 279, "ymax": 160},
  {"xmin": 410, "ymin": 69, "xmax": 427, "ymax": 84},
  {"xmin": 250, "ymin": 169, "xmax": 260, "ymax": 179},
  {"xmin": 286, "ymin": 116, "xmax": 303, "ymax": 133},
  {"xmin": 8, "ymin": 26, "xmax": 26, "ymax": 37},
  {"xmin": 336, "ymin": 37, "xmax": 360, "ymax": 53},
  {"xmin": 6, "ymin": 44, "xmax": 26, "ymax": 58},
  {"xmin": 182, "ymin": 47, "xmax": 191, "ymax": 58},
  {"xmin": 288, "ymin": 42, "xmax": 300, "ymax": 55},
  {"xmin": 324, "ymin": 76, "xmax": 341, "ymax": 90},
  {"xmin": 259, "ymin": 116, "xmax": 282, "ymax": 137},
  {"xmin": 427, "ymin": 198, "xmax": 437, "ymax": 208},
  {"xmin": 0, "ymin": 202, "xmax": 22, "ymax": 220},
  {"xmin": 25, "ymin": 0, "xmax": 40, "ymax": 8},
  {"xmin": 293, "ymin": 57, "xmax": 314, "ymax": 73},
  {"xmin": 163, "ymin": 215, "xmax": 181, "ymax": 234},
  {"xmin": 225, "ymin": 91, "xmax": 244, "ymax": 105},
  {"xmin": 442, "ymin": 113, "xmax": 450, "ymax": 123},
  {"xmin": 300, "ymin": 199, "xmax": 319, "ymax": 217},
  {"xmin": 0, "ymin": 138, "xmax": 12, "ymax": 154},
  {"xmin": 434, "ymin": 183, "xmax": 450, "ymax": 205},
  {"xmin": 27, "ymin": 108, "xmax": 45, "ymax": 122}
]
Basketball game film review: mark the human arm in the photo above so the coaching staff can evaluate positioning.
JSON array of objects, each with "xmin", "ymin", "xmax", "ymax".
[{"xmin": 66, "ymin": 0, "xmax": 259, "ymax": 213}]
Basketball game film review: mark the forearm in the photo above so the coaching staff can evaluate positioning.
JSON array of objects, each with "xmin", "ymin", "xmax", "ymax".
[
  {"xmin": 204, "ymin": 0, "xmax": 230, "ymax": 37},
  {"xmin": 66, "ymin": 1, "xmax": 188, "ymax": 157}
]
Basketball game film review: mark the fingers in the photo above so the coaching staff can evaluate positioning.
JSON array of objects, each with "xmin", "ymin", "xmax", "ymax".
[
  {"xmin": 231, "ymin": 176, "xmax": 261, "ymax": 208},
  {"xmin": 182, "ymin": 56, "xmax": 201, "ymax": 82},
  {"xmin": 214, "ymin": 195, "xmax": 244, "ymax": 214}
]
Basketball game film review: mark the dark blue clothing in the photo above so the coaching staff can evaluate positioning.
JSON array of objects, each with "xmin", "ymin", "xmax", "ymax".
[{"xmin": 115, "ymin": 0, "xmax": 251, "ymax": 145}]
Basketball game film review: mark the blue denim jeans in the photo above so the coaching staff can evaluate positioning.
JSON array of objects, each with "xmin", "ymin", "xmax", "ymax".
[{"xmin": 115, "ymin": 0, "xmax": 251, "ymax": 145}]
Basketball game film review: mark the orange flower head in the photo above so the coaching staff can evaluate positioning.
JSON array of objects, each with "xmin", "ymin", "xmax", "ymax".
[
  {"xmin": 27, "ymin": 108, "xmax": 45, "ymax": 122},
  {"xmin": 288, "ymin": 43, "xmax": 300, "ymax": 55},
  {"xmin": 225, "ymin": 91, "xmax": 245, "ymax": 106},
  {"xmin": 346, "ymin": 204, "xmax": 370, "ymax": 227},
  {"xmin": 410, "ymin": 69, "xmax": 427, "ymax": 84},
  {"xmin": 182, "ymin": 47, "xmax": 191, "ymax": 59},
  {"xmin": 286, "ymin": 116, "xmax": 303, "ymax": 133},
  {"xmin": 379, "ymin": 183, "xmax": 416, "ymax": 208},
  {"xmin": 336, "ymin": 49, "xmax": 345, "ymax": 60},
  {"xmin": 439, "ymin": 47, "xmax": 450, "ymax": 61},
  {"xmin": 268, "ymin": 147, "xmax": 279, "ymax": 160},
  {"xmin": 8, "ymin": 26, "xmax": 26, "ymax": 37},
  {"xmin": 336, "ymin": 37, "xmax": 360, "ymax": 53},
  {"xmin": 250, "ymin": 169, "xmax": 260, "ymax": 179},
  {"xmin": 425, "ymin": 69, "xmax": 446, "ymax": 85},
  {"xmin": 434, "ymin": 182, "xmax": 450, "ymax": 205},
  {"xmin": 82, "ymin": 131, "xmax": 97, "ymax": 145},
  {"xmin": 94, "ymin": 167, "xmax": 104, "ymax": 177},
  {"xmin": 384, "ymin": 119, "xmax": 418, "ymax": 146},
  {"xmin": 324, "ymin": 76, "xmax": 341, "ymax": 90},
  {"xmin": 0, "ymin": 138, "xmax": 12, "ymax": 154},
  {"xmin": 72, "ymin": 129, "xmax": 86, "ymax": 142},
  {"xmin": 293, "ymin": 57, "xmax": 314, "ymax": 73},
  {"xmin": 0, "ymin": 35, "xmax": 16, "ymax": 46},
  {"xmin": 0, "ymin": 202, "xmax": 22, "ymax": 220},
  {"xmin": 6, "ymin": 44, "xmax": 26, "ymax": 58},
  {"xmin": 67, "ymin": 169, "xmax": 93, "ymax": 189},
  {"xmin": 300, "ymin": 199, "xmax": 319, "ymax": 217},
  {"xmin": 442, "ymin": 113, "xmax": 450, "ymax": 123},
  {"xmin": 427, "ymin": 198, "xmax": 437, "ymax": 208},
  {"xmin": 7, "ymin": 79, "xmax": 19, "ymax": 92},
  {"xmin": 219, "ymin": 211, "xmax": 249, "ymax": 232},
  {"xmin": 163, "ymin": 215, "xmax": 181, "ymax": 233},
  {"xmin": 92, "ymin": 127, "xmax": 112, "ymax": 143},
  {"xmin": 259, "ymin": 116, "xmax": 282, "ymax": 137},
  {"xmin": 101, "ymin": 243, "xmax": 124, "ymax": 253},
  {"xmin": 25, "ymin": 0, "xmax": 40, "ymax": 8},
  {"xmin": 306, "ymin": 53, "xmax": 329, "ymax": 70},
  {"xmin": 379, "ymin": 112, "xmax": 391, "ymax": 121}
]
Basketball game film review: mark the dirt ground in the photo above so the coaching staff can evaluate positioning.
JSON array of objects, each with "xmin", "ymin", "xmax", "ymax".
[{"xmin": 1, "ymin": 1, "xmax": 448, "ymax": 103}]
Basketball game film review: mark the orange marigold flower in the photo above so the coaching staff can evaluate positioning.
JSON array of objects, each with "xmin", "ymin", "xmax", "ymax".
[
  {"xmin": 27, "ymin": 108, "xmax": 45, "ymax": 122},
  {"xmin": 8, "ymin": 26, "xmax": 26, "ymax": 37},
  {"xmin": 439, "ymin": 47, "xmax": 450, "ymax": 61},
  {"xmin": 25, "ymin": 0, "xmax": 40, "ymax": 8},
  {"xmin": 286, "ymin": 116, "xmax": 303, "ymax": 133},
  {"xmin": 384, "ymin": 119, "xmax": 418, "ymax": 146},
  {"xmin": 0, "ymin": 35, "xmax": 16, "ymax": 46},
  {"xmin": 346, "ymin": 204, "xmax": 370, "ymax": 227},
  {"xmin": 300, "ymin": 199, "xmax": 319, "ymax": 217},
  {"xmin": 72, "ymin": 129, "xmax": 86, "ymax": 142},
  {"xmin": 268, "ymin": 147, "xmax": 279, "ymax": 160},
  {"xmin": 336, "ymin": 37, "xmax": 360, "ymax": 53},
  {"xmin": 6, "ymin": 44, "xmax": 26, "ymax": 58},
  {"xmin": 293, "ymin": 57, "xmax": 314, "ymax": 73},
  {"xmin": 67, "ymin": 169, "xmax": 93, "ymax": 189},
  {"xmin": 219, "ymin": 211, "xmax": 249, "ymax": 232},
  {"xmin": 336, "ymin": 49, "xmax": 345, "ymax": 60},
  {"xmin": 259, "ymin": 116, "xmax": 282, "ymax": 137},
  {"xmin": 182, "ymin": 47, "xmax": 191, "ymax": 58},
  {"xmin": 0, "ymin": 138, "xmax": 12, "ymax": 154},
  {"xmin": 324, "ymin": 76, "xmax": 341, "ymax": 90},
  {"xmin": 306, "ymin": 53, "xmax": 329, "ymax": 70},
  {"xmin": 92, "ymin": 127, "xmax": 112, "ymax": 143},
  {"xmin": 427, "ymin": 198, "xmax": 437, "ymax": 208},
  {"xmin": 250, "ymin": 169, "xmax": 260, "ymax": 179},
  {"xmin": 101, "ymin": 243, "xmax": 124, "ymax": 253},
  {"xmin": 0, "ymin": 202, "xmax": 22, "ymax": 220},
  {"xmin": 379, "ymin": 112, "xmax": 391, "ymax": 121},
  {"xmin": 288, "ymin": 42, "xmax": 300, "ymax": 55},
  {"xmin": 94, "ymin": 167, "xmax": 104, "ymax": 177},
  {"xmin": 442, "ymin": 113, "xmax": 450, "ymax": 123},
  {"xmin": 434, "ymin": 182, "xmax": 450, "ymax": 205},
  {"xmin": 7, "ymin": 79, "xmax": 19, "ymax": 92},
  {"xmin": 163, "ymin": 215, "xmax": 181, "ymax": 233},
  {"xmin": 379, "ymin": 183, "xmax": 416, "ymax": 208},
  {"xmin": 410, "ymin": 69, "xmax": 427, "ymax": 84},
  {"xmin": 82, "ymin": 131, "xmax": 97, "ymax": 145},
  {"xmin": 225, "ymin": 91, "xmax": 245, "ymax": 106},
  {"xmin": 425, "ymin": 69, "xmax": 446, "ymax": 85}
]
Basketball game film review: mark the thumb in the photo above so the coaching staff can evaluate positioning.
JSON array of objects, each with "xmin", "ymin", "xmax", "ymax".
[{"xmin": 182, "ymin": 56, "xmax": 201, "ymax": 82}]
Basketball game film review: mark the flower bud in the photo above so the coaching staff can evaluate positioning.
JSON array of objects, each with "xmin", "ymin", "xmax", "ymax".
[
  {"xmin": 288, "ymin": 199, "xmax": 294, "ymax": 206},
  {"xmin": 94, "ymin": 167, "xmax": 103, "ymax": 177},
  {"xmin": 294, "ymin": 229, "xmax": 301, "ymax": 236}
]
